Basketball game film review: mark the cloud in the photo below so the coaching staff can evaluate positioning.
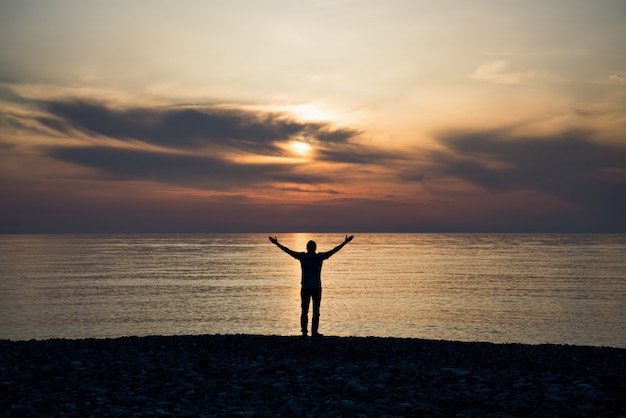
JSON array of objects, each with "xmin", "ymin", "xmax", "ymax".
[
  {"xmin": 277, "ymin": 186, "xmax": 341, "ymax": 195},
  {"xmin": 33, "ymin": 98, "xmax": 403, "ymax": 191},
  {"xmin": 407, "ymin": 128, "xmax": 626, "ymax": 226},
  {"xmin": 32, "ymin": 98, "xmax": 406, "ymax": 192},
  {"xmin": 317, "ymin": 143, "xmax": 405, "ymax": 165},
  {"xmin": 38, "ymin": 100, "xmax": 360, "ymax": 155},
  {"xmin": 0, "ymin": 141, "xmax": 15, "ymax": 150},
  {"xmin": 470, "ymin": 60, "xmax": 539, "ymax": 85},
  {"xmin": 609, "ymin": 72, "xmax": 626, "ymax": 83},
  {"xmin": 47, "ymin": 145, "xmax": 327, "ymax": 190}
]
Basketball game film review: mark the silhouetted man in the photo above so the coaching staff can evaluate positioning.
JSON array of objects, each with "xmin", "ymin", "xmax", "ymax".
[{"xmin": 269, "ymin": 235, "xmax": 354, "ymax": 337}]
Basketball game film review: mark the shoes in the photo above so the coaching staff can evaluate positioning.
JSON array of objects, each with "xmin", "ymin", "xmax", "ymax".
[{"xmin": 301, "ymin": 331, "xmax": 323, "ymax": 337}]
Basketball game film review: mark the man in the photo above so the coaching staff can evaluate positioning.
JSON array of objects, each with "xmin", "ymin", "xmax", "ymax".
[{"xmin": 268, "ymin": 235, "xmax": 354, "ymax": 337}]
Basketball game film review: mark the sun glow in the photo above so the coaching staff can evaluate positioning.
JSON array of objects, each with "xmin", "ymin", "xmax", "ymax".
[
  {"xmin": 289, "ymin": 140, "xmax": 313, "ymax": 156},
  {"xmin": 290, "ymin": 104, "xmax": 330, "ymax": 121}
]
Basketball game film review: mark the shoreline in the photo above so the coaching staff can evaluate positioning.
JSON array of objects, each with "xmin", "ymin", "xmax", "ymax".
[{"xmin": 2, "ymin": 334, "xmax": 625, "ymax": 417}]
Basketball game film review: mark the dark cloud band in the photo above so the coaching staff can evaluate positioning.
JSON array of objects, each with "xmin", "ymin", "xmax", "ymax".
[
  {"xmin": 48, "ymin": 145, "xmax": 328, "ymax": 190},
  {"xmin": 39, "ymin": 100, "xmax": 360, "ymax": 155},
  {"xmin": 405, "ymin": 128, "xmax": 626, "ymax": 224},
  {"xmin": 37, "ymin": 99, "xmax": 398, "ymax": 191}
]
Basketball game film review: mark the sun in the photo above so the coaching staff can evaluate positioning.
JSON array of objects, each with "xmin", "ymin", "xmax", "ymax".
[{"xmin": 289, "ymin": 140, "xmax": 313, "ymax": 156}]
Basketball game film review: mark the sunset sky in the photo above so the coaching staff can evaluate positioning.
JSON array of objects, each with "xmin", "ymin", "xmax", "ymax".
[{"xmin": 1, "ymin": 0, "xmax": 625, "ymax": 233}]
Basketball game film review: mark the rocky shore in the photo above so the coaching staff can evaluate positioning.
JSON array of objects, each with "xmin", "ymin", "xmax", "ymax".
[{"xmin": 1, "ymin": 334, "xmax": 625, "ymax": 417}]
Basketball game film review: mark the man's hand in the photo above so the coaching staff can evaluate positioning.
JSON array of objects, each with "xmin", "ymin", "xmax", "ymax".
[
  {"xmin": 268, "ymin": 236, "xmax": 278, "ymax": 244},
  {"xmin": 345, "ymin": 235, "xmax": 354, "ymax": 243}
]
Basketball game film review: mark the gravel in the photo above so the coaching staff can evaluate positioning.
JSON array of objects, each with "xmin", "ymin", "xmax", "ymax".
[{"xmin": 1, "ymin": 334, "xmax": 625, "ymax": 417}]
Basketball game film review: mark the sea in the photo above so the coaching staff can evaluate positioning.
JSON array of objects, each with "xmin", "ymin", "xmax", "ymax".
[{"xmin": 1, "ymin": 233, "xmax": 625, "ymax": 348}]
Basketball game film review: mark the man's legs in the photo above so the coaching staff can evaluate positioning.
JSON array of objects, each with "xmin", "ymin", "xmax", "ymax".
[
  {"xmin": 300, "ymin": 288, "xmax": 311, "ymax": 336},
  {"xmin": 311, "ymin": 288, "xmax": 322, "ymax": 336}
]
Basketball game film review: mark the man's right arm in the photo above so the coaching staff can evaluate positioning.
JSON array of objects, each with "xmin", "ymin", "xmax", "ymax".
[{"xmin": 268, "ymin": 236, "xmax": 300, "ymax": 258}]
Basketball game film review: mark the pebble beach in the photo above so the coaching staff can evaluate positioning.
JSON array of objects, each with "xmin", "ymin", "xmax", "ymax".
[{"xmin": 2, "ymin": 334, "xmax": 625, "ymax": 417}]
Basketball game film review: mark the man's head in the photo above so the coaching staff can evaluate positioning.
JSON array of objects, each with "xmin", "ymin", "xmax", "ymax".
[{"xmin": 306, "ymin": 240, "xmax": 317, "ymax": 253}]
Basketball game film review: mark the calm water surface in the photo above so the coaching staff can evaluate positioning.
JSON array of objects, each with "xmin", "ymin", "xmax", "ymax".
[{"xmin": 1, "ymin": 233, "xmax": 625, "ymax": 347}]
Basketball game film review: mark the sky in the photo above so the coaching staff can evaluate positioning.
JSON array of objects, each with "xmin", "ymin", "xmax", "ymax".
[{"xmin": 1, "ymin": 0, "xmax": 625, "ymax": 233}]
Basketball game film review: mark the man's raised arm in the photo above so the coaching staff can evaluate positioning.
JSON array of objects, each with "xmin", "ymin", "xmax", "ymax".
[
  {"xmin": 323, "ymin": 235, "xmax": 354, "ymax": 258},
  {"xmin": 268, "ymin": 236, "xmax": 300, "ymax": 257}
]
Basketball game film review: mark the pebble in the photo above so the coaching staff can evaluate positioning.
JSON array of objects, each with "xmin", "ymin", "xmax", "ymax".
[{"xmin": 1, "ymin": 334, "xmax": 625, "ymax": 417}]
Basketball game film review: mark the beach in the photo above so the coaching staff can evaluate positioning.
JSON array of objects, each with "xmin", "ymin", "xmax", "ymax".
[{"xmin": 1, "ymin": 334, "xmax": 625, "ymax": 417}]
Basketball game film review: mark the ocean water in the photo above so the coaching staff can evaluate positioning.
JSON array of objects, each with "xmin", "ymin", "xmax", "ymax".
[{"xmin": 1, "ymin": 233, "xmax": 625, "ymax": 348}]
